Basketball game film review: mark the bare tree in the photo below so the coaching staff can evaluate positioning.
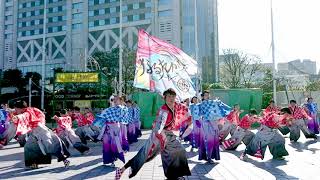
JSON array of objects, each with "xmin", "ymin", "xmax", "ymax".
[
  {"xmin": 220, "ymin": 49, "xmax": 262, "ymax": 88},
  {"xmin": 241, "ymin": 54, "xmax": 262, "ymax": 88}
]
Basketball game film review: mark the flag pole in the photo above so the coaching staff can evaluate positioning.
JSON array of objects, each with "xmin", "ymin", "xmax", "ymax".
[
  {"xmin": 119, "ymin": 0, "xmax": 123, "ymax": 96},
  {"xmin": 194, "ymin": 0, "xmax": 200, "ymax": 98},
  {"xmin": 270, "ymin": 0, "xmax": 277, "ymax": 104}
]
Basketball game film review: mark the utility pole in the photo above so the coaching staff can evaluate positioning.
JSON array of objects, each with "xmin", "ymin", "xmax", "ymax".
[
  {"xmin": 28, "ymin": 77, "xmax": 32, "ymax": 107},
  {"xmin": 194, "ymin": 0, "xmax": 200, "ymax": 98},
  {"xmin": 119, "ymin": 0, "xmax": 123, "ymax": 96},
  {"xmin": 270, "ymin": 0, "xmax": 277, "ymax": 104},
  {"xmin": 41, "ymin": 0, "xmax": 47, "ymax": 110}
]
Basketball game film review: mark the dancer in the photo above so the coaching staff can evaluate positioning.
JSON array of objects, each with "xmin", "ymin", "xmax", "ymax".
[
  {"xmin": 198, "ymin": 90, "xmax": 230, "ymax": 163},
  {"xmin": 126, "ymin": 100, "xmax": 138, "ymax": 144},
  {"xmin": 188, "ymin": 96, "xmax": 202, "ymax": 151},
  {"xmin": 221, "ymin": 109, "xmax": 259, "ymax": 150},
  {"xmin": 95, "ymin": 96, "xmax": 126, "ymax": 167},
  {"xmin": 240, "ymin": 108, "xmax": 293, "ymax": 160},
  {"xmin": 288, "ymin": 100, "xmax": 317, "ymax": 142},
  {"xmin": 74, "ymin": 107, "xmax": 99, "ymax": 144},
  {"xmin": 0, "ymin": 106, "xmax": 16, "ymax": 149},
  {"xmin": 133, "ymin": 101, "xmax": 142, "ymax": 138},
  {"xmin": 53, "ymin": 109, "xmax": 90, "ymax": 154},
  {"xmin": 115, "ymin": 88, "xmax": 192, "ymax": 180},
  {"xmin": 119, "ymin": 96, "xmax": 130, "ymax": 152},
  {"xmin": 263, "ymin": 100, "xmax": 281, "ymax": 116},
  {"xmin": 219, "ymin": 104, "xmax": 242, "ymax": 142},
  {"xmin": 12, "ymin": 100, "xmax": 70, "ymax": 169},
  {"xmin": 304, "ymin": 97, "xmax": 319, "ymax": 134}
]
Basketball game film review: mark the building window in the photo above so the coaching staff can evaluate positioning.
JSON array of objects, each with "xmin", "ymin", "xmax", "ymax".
[
  {"xmin": 26, "ymin": 21, "xmax": 31, "ymax": 26},
  {"xmin": 5, "ymin": 15, "xmax": 12, "ymax": 21},
  {"xmin": 122, "ymin": 5, "xmax": 128, "ymax": 12},
  {"xmin": 26, "ymin": 11, "xmax": 31, "ymax": 17},
  {"xmin": 35, "ymin": 19, "xmax": 40, "ymax": 25},
  {"xmin": 34, "ymin": 29, "xmax": 40, "ymax": 35},
  {"xmin": 19, "ymin": 13, "xmax": 22, "ymax": 18},
  {"xmin": 99, "ymin": 0, "xmax": 105, "ymax": 4},
  {"xmin": 6, "ymin": 24, "xmax": 13, "ymax": 30},
  {"xmin": 50, "ymin": 7, "xmax": 57, "ymax": 13},
  {"xmin": 159, "ymin": 10, "xmax": 172, "ymax": 17},
  {"xmin": 62, "ymin": 5, "xmax": 66, "ymax": 11},
  {"xmin": 98, "ymin": 19, "xmax": 105, "ymax": 26},
  {"xmin": 72, "ymin": 3, "xmax": 83, "ymax": 10},
  {"xmin": 19, "ymin": 3, "xmax": 23, "ymax": 9},
  {"xmin": 110, "ymin": 7, "xmax": 116, "ymax": 13},
  {"xmin": 110, "ymin": 0, "xmax": 117, "ymax": 2},
  {"xmin": 133, "ymin": 14, "xmax": 139, "ymax": 21},
  {"xmin": 26, "ymin": 2, "xmax": 31, "ymax": 8},
  {"xmin": 72, "ymin": 13, "xmax": 82, "ymax": 19},
  {"xmin": 52, "ymin": 26, "xmax": 59, "ymax": 32},
  {"xmin": 105, "ymin": 19, "xmax": 110, "ymax": 25},
  {"xmin": 72, "ymin": 23, "xmax": 82, "ymax": 30},
  {"xmin": 62, "ymin": 25, "xmax": 67, "ymax": 31},
  {"xmin": 89, "ymin": 21, "xmax": 94, "ymax": 27},
  {"xmin": 99, "ymin": 9, "xmax": 105, "ymax": 15},
  {"xmin": 145, "ymin": 1, "xmax": 152, "ymax": 8},
  {"xmin": 18, "ymin": 22, "xmax": 22, "ymax": 27},
  {"xmin": 122, "ymin": 16, "xmax": 128, "ymax": 23},
  {"xmin": 5, "ymin": 6, "xmax": 13, "ymax": 11},
  {"xmin": 35, "ymin": 0, "xmax": 40, "ymax": 6},
  {"xmin": 35, "ymin": 10, "xmax": 40, "ymax": 16},
  {"xmin": 5, "ymin": 34, "xmax": 12, "ymax": 39},
  {"xmin": 133, "ymin": 3, "xmax": 139, "ymax": 9},
  {"xmin": 18, "ymin": 32, "xmax": 22, "ymax": 37},
  {"xmin": 26, "ymin": 31, "xmax": 31, "ymax": 36},
  {"xmin": 89, "ymin": 10, "xmax": 94, "ymax": 16},
  {"xmin": 159, "ymin": 0, "xmax": 170, "ymax": 6},
  {"xmin": 110, "ymin": 17, "xmax": 116, "ymax": 24},
  {"xmin": 62, "ymin": 15, "xmax": 67, "ymax": 21},
  {"xmin": 89, "ymin": 0, "xmax": 94, "ymax": 6},
  {"xmin": 53, "ymin": 16, "xmax": 59, "ymax": 22},
  {"xmin": 145, "ymin": 12, "xmax": 152, "ymax": 19}
]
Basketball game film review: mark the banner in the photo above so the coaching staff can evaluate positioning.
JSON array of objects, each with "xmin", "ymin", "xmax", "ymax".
[
  {"xmin": 74, "ymin": 100, "xmax": 91, "ymax": 108},
  {"xmin": 55, "ymin": 73, "xmax": 99, "ymax": 83},
  {"xmin": 133, "ymin": 30, "xmax": 198, "ymax": 101}
]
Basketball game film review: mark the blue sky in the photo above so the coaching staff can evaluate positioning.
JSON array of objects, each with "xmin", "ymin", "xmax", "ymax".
[{"xmin": 218, "ymin": 0, "xmax": 320, "ymax": 71}]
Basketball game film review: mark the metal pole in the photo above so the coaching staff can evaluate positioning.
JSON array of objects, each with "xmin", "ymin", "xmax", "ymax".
[
  {"xmin": 119, "ymin": 0, "xmax": 123, "ymax": 96},
  {"xmin": 270, "ymin": 0, "xmax": 277, "ymax": 104},
  {"xmin": 29, "ymin": 78, "xmax": 32, "ymax": 107},
  {"xmin": 84, "ymin": 48, "xmax": 87, "ymax": 72},
  {"xmin": 41, "ymin": 0, "xmax": 47, "ymax": 110},
  {"xmin": 194, "ymin": 0, "xmax": 200, "ymax": 98}
]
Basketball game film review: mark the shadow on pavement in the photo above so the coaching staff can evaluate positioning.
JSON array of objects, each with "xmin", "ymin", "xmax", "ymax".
[
  {"xmin": 188, "ymin": 159, "xmax": 217, "ymax": 180},
  {"xmin": 224, "ymin": 150, "xmax": 298, "ymax": 179},
  {"xmin": 289, "ymin": 139, "xmax": 319, "ymax": 153},
  {"xmin": 65, "ymin": 165, "xmax": 114, "ymax": 180},
  {"xmin": 0, "ymin": 157, "xmax": 103, "ymax": 179},
  {"xmin": 0, "ymin": 152, "xmax": 23, "ymax": 162}
]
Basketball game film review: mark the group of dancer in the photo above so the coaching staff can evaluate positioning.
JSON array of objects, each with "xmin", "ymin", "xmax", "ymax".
[
  {"xmin": 0, "ymin": 99, "xmax": 142, "ymax": 170},
  {"xmin": 1, "ymin": 89, "xmax": 319, "ymax": 180}
]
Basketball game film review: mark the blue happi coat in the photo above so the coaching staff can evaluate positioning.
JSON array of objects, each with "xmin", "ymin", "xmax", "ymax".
[{"xmin": 199, "ymin": 99, "xmax": 231, "ymax": 121}]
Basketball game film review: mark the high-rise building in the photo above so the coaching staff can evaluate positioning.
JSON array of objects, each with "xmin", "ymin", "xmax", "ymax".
[
  {"xmin": 0, "ymin": 0, "xmax": 219, "ymax": 83},
  {"xmin": 181, "ymin": 0, "xmax": 219, "ymax": 83}
]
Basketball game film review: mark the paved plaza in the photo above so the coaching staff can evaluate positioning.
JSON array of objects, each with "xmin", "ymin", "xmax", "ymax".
[{"xmin": 1, "ymin": 130, "xmax": 320, "ymax": 180}]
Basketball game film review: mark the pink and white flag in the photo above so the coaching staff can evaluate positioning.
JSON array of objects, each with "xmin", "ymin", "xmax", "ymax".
[{"xmin": 133, "ymin": 29, "xmax": 198, "ymax": 101}]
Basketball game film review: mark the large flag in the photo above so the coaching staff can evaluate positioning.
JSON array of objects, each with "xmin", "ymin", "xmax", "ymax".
[{"xmin": 133, "ymin": 30, "xmax": 198, "ymax": 101}]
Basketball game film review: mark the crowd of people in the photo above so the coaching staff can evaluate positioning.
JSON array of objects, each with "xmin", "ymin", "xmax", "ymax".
[{"xmin": 0, "ymin": 89, "xmax": 319, "ymax": 180}]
